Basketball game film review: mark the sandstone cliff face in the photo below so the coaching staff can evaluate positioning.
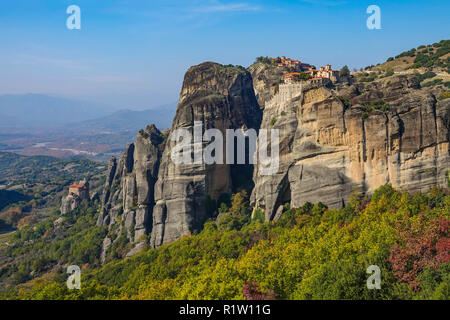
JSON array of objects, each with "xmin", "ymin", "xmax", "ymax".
[
  {"xmin": 251, "ymin": 75, "xmax": 450, "ymax": 220},
  {"xmin": 97, "ymin": 125, "xmax": 163, "ymax": 259},
  {"xmin": 150, "ymin": 62, "xmax": 261, "ymax": 247},
  {"xmin": 97, "ymin": 62, "xmax": 449, "ymax": 253}
]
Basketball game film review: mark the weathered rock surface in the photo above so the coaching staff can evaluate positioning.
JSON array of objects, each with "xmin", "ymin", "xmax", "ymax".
[
  {"xmin": 150, "ymin": 62, "xmax": 261, "ymax": 247},
  {"xmin": 60, "ymin": 194, "xmax": 81, "ymax": 215},
  {"xmin": 251, "ymin": 75, "xmax": 450, "ymax": 220},
  {"xmin": 97, "ymin": 124, "xmax": 163, "ymax": 256},
  {"xmin": 90, "ymin": 191, "xmax": 100, "ymax": 203},
  {"xmin": 125, "ymin": 241, "xmax": 146, "ymax": 258},
  {"xmin": 97, "ymin": 61, "xmax": 449, "ymax": 254},
  {"xmin": 100, "ymin": 236, "xmax": 112, "ymax": 263}
]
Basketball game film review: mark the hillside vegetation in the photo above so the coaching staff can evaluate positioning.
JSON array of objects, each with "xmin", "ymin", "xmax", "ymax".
[
  {"xmin": 0, "ymin": 152, "xmax": 105, "ymax": 231},
  {"xmin": 2, "ymin": 185, "xmax": 448, "ymax": 300},
  {"xmin": 359, "ymin": 40, "xmax": 450, "ymax": 93},
  {"xmin": 368, "ymin": 39, "xmax": 450, "ymax": 73}
]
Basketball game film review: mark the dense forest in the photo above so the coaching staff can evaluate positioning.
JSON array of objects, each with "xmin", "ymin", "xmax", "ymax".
[
  {"xmin": 1, "ymin": 184, "xmax": 448, "ymax": 300},
  {"xmin": 0, "ymin": 152, "xmax": 105, "ymax": 231}
]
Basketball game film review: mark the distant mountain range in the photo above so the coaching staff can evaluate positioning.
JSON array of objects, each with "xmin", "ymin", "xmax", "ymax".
[
  {"xmin": 73, "ymin": 105, "xmax": 175, "ymax": 132},
  {"xmin": 0, "ymin": 94, "xmax": 114, "ymax": 126},
  {"xmin": 0, "ymin": 93, "xmax": 176, "ymax": 130},
  {"xmin": 0, "ymin": 94, "xmax": 176, "ymax": 161}
]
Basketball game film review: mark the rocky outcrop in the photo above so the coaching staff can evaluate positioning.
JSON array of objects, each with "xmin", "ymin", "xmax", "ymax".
[
  {"xmin": 61, "ymin": 194, "xmax": 82, "ymax": 215},
  {"xmin": 97, "ymin": 124, "xmax": 163, "ymax": 257},
  {"xmin": 100, "ymin": 236, "xmax": 112, "ymax": 263},
  {"xmin": 90, "ymin": 191, "xmax": 100, "ymax": 203},
  {"xmin": 150, "ymin": 62, "xmax": 261, "ymax": 247},
  {"xmin": 60, "ymin": 178, "xmax": 90, "ymax": 215},
  {"xmin": 251, "ymin": 75, "xmax": 450, "ymax": 220}
]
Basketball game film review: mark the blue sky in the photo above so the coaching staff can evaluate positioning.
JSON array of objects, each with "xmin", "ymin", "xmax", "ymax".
[{"xmin": 0, "ymin": 0, "xmax": 449, "ymax": 110}]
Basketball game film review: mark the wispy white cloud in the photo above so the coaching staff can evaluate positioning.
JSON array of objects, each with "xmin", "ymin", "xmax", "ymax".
[
  {"xmin": 103, "ymin": 0, "xmax": 346, "ymax": 19},
  {"xmin": 191, "ymin": 3, "xmax": 261, "ymax": 13},
  {"xmin": 104, "ymin": 1, "xmax": 262, "ymax": 17},
  {"xmin": 298, "ymin": 0, "xmax": 347, "ymax": 6}
]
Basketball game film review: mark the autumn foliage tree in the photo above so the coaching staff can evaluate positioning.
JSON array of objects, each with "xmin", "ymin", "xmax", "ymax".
[
  {"xmin": 242, "ymin": 281, "xmax": 276, "ymax": 300},
  {"xmin": 388, "ymin": 216, "xmax": 450, "ymax": 290}
]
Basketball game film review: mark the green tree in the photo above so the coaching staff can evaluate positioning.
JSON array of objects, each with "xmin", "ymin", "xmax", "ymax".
[{"xmin": 339, "ymin": 65, "xmax": 350, "ymax": 77}]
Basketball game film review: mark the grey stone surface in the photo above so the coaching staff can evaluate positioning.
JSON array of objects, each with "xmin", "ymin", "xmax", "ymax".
[
  {"xmin": 60, "ymin": 178, "xmax": 90, "ymax": 215},
  {"xmin": 98, "ymin": 125, "xmax": 163, "ymax": 255},
  {"xmin": 150, "ymin": 62, "xmax": 262, "ymax": 247}
]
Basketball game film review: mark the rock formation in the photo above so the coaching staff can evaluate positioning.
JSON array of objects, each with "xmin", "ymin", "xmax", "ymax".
[
  {"xmin": 251, "ymin": 75, "xmax": 449, "ymax": 220},
  {"xmin": 150, "ymin": 62, "xmax": 261, "ymax": 247},
  {"xmin": 61, "ymin": 195, "xmax": 82, "ymax": 215},
  {"xmin": 60, "ymin": 178, "xmax": 90, "ymax": 215},
  {"xmin": 97, "ymin": 124, "xmax": 163, "ymax": 259},
  {"xmin": 97, "ymin": 61, "xmax": 449, "ymax": 255}
]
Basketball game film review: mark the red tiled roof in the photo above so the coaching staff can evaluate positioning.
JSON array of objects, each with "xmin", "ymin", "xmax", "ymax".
[
  {"xmin": 282, "ymin": 72, "xmax": 301, "ymax": 76},
  {"xmin": 70, "ymin": 185, "xmax": 87, "ymax": 189}
]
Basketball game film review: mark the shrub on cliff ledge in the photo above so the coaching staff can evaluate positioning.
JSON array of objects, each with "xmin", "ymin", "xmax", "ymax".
[
  {"xmin": 438, "ymin": 91, "xmax": 450, "ymax": 100},
  {"xmin": 360, "ymin": 100, "xmax": 390, "ymax": 119},
  {"xmin": 255, "ymin": 56, "xmax": 271, "ymax": 64},
  {"xmin": 217, "ymin": 191, "xmax": 251, "ymax": 232}
]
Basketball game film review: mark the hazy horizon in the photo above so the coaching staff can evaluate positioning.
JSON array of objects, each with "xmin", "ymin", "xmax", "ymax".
[
  {"xmin": 0, "ymin": 92, "xmax": 177, "ymax": 112},
  {"xmin": 1, "ymin": 0, "xmax": 449, "ymax": 110}
]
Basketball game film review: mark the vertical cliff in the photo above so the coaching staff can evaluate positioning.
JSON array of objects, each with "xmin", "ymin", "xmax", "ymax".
[
  {"xmin": 97, "ymin": 62, "xmax": 449, "ymax": 255},
  {"xmin": 97, "ymin": 124, "xmax": 163, "ymax": 260},
  {"xmin": 251, "ymin": 75, "xmax": 449, "ymax": 220},
  {"xmin": 150, "ymin": 62, "xmax": 262, "ymax": 247}
]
